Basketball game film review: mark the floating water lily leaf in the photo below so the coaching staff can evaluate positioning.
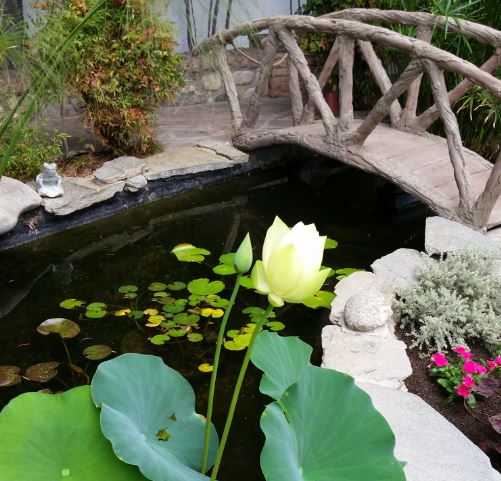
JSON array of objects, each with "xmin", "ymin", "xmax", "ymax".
[
  {"xmin": 0, "ymin": 385, "xmax": 147, "ymax": 481},
  {"xmin": 252, "ymin": 332, "xmax": 405, "ymax": 481},
  {"xmin": 239, "ymin": 276, "xmax": 254, "ymax": 289},
  {"xmin": 265, "ymin": 321, "xmax": 285, "ymax": 332},
  {"xmin": 212, "ymin": 264, "xmax": 236, "ymax": 276},
  {"xmin": 324, "ymin": 237, "xmax": 339, "ymax": 249},
  {"xmin": 322, "ymin": 266, "xmax": 336, "ymax": 278},
  {"xmin": 87, "ymin": 302, "xmax": 107, "ymax": 312},
  {"xmin": 86, "ymin": 310, "xmax": 107, "ymax": 319},
  {"xmin": 168, "ymin": 329, "xmax": 187, "ymax": 338},
  {"xmin": 251, "ymin": 332, "xmax": 312, "ymax": 400},
  {"xmin": 206, "ymin": 295, "xmax": 229, "ymax": 308},
  {"xmin": 119, "ymin": 285, "xmax": 138, "ymax": 294},
  {"xmin": 125, "ymin": 293, "xmax": 138, "ymax": 299},
  {"xmin": 171, "ymin": 244, "xmax": 211, "ymax": 263},
  {"xmin": 91, "ymin": 354, "xmax": 218, "ymax": 481},
  {"xmin": 148, "ymin": 282, "xmax": 167, "ymax": 292},
  {"xmin": 59, "ymin": 299, "xmax": 85, "ymax": 310},
  {"xmin": 188, "ymin": 294, "xmax": 205, "ymax": 307},
  {"xmin": 243, "ymin": 306, "xmax": 276, "ymax": 321},
  {"xmin": 198, "ymin": 363, "xmax": 213, "ymax": 373},
  {"xmin": 335, "ymin": 268, "xmax": 364, "ymax": 280},
  {"xmin": 163, "ymin": 300, "xmax": 188, "ymax": 314},
  {"xmin": 83, "ymin": 345, "xmax": 113, "ymax": 361},
  {"xmin": 146, "ymin": 315, "xmax": 166, "ymax": 327},
  {"xmin": 167, "ymin": 282, "xmax": 186, "ymax": 291},
  {"xmin": 200, "ymin": 308, "xmax": 224, "ymax": 319},
  {"xmin": 302, "ymin": 290, "xmax": 336, "ymax": 309},
  {"xmin": 173, "ymin": 313, "xmax": 200, "ymax": 326},
  {"xmin": 144, "ymin": 309, "xmax": 159, "ymax": 316},
  {"xmin": 150, "ymin": 334, "xmax": 171, "ymax": 346},
  {"xmin": 187, "ymin": 333, "xmax": 203, "ymax": 343},
  {"xmin": 0, "ymin": 366, "xmax": 21, "ymax": 387},
  {"xmin": 224, "ymin": 340, "xmax": 246, "ymax": 351},
  {"xmin": 226, "ymin": 330, "xmax": 239, "ymax": 339},
  {"xmin": 153, "ymin": 292, "xmax": 169, "ymax": 298},
  {"xmin": 24, "ymin": 362, "xmax": 59, "ymax": 383},
  {"xmin": 129, "ymin": 310, "xmax": 145, "ymax": 320},
  {"xmin": 115, "ymin": 309, "xmax": 131, "ymax": 317},
  {"xmin": 37, "ymin": 318, "xmax": 80, "ymax": 339},
  {"xmin": 219, "ymin": 253, "xmax": 235, "ymax": 265},
  {"xmin": 188, "ymin": 278, "xmax": 225, "ymax": 296}
]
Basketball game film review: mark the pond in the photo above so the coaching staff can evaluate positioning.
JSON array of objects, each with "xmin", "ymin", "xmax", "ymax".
[{"xmin": 0, "ymin": 159, "xmax": 427, "ymax": 480}]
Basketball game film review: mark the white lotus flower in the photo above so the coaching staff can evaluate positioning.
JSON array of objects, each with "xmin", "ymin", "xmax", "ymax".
[{"xmin": 251, "ymin": 217, "xmax": 330, "ymax": 307}]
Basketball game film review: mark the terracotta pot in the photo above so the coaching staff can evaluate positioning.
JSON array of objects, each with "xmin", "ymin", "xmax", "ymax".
[{"xmin": 323, "ymin": 91, "xmax": 339, "ymax": 117}]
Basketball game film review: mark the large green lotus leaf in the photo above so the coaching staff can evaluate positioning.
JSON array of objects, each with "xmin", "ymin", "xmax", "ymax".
[
  {"xmin": 91, "ymin": 354, "xmax": 218, "ymax": 481},
  {"xmin": 251, "ymin": 331, "xmax": 312, "ymax": 400},
  {"xmin": 260, "ymin": 364, "xmax": 405, "ymax": 481},
  {"xmin": 0, "ymin": 385, "xmax": 146, "ymax": 481}
]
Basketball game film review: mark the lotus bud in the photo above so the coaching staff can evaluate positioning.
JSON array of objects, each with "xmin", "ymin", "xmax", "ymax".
[
  {"xmin": 234, "ymin": 233, "xmax": 253, "ymax": 274},
  {"xmin": 251, "ymin": 217, "xmax": 330, "ymax": 307}
]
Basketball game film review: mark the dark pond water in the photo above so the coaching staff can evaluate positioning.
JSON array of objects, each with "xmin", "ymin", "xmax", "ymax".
[{"xmin": 0, "ymin": 159, "xmax": 427, "ymax": 480}]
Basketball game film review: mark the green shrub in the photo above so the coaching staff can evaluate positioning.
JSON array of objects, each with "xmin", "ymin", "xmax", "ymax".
[
  {"xmin": 32, "ymin": 0, "xmax": 183, "ymax": 154},
  {"xmin": 0, "ymin": 122, "xmax": 66, "ymax": 181},
  {"xmin": 394, "ymin": 250, "xmax": 501, "ymax": 354}
]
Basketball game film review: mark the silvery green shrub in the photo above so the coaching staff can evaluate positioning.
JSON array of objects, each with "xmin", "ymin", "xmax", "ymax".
[{"xmin": 394, "ymin": 250, "xmax": 501, "ymax": 354}]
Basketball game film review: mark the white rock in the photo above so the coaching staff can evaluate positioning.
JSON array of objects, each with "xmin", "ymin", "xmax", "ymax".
[
  {"xmin": 329, "ymin": 271, "xmax": 394, "ymax": 324},
  {"xmin": 0, "ymin": 177, "xmax": 42, "ymax": 235},
  {"xmin": 232, "ymin": 70, "xmax": 255, "ymax": 85},
  {"xmin": 195, "ymin": 140, "xmax": 249, "ymax": 164},
  {"xmin": 321, "ymin": 324, "xmax": 411, "ymax": 390},
  {"xmin": 125, "ymin": 175, "xmax": 147, "ymax": 193},
  {"xmin": 371, "ymin": 248, "xmax": 426, "ymax": 293},
  {"xmin": 94, "ymin": 156, "xmax": 148, "ymax": 184},
  {"xmin": 425, "ymin": 216, "xmax": 500, "ymax": 255},
  {"xmin": 360, "ymin": 383, "xmax": 501, "ymax": 481},
  {"xmin": 344, "ymin": 290, "xmax": 393, "ymax": 331}
]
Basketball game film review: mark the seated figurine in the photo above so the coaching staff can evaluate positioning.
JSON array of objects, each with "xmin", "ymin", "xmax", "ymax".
[{"xmin": 36, "ymin": 163, "xmax": 64, "ymax": 198}]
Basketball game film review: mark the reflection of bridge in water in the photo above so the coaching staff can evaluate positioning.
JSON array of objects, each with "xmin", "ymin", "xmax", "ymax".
[{"xmin": 194, "ymin": 9, "xmax": 501, "ymax": 230}]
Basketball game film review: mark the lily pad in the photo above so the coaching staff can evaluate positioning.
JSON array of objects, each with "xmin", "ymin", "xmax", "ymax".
[
  {"xmin": 115, "ymin": 309, "xmax": 132, "ymax": 317},
  {"xmin": 153, "ymin": 292, "xmax": 169, "ymax": 298},
  {"xmin": 124, "ymin": 293, "xmax": 138, "ymax": 299},
  {"xmin": 91, "ymin": 354, "xmax": 218, "ymax": 481},
  {"xmin": 171, "ymin": 244, "xmax": 211, "ymax": 263},
  {"xmin": 302, "ymin": 290, "xmax": 336, "ymax": 309},
  {"xmin": 83, "ymin": 345, "xmax": 113, "ymax": 361},
  {"xmin": 239, "ymin": 276, "xmax": 254, "ymax": 289},
  {"xmin": 168, "ymin": 329, "xmax": 187, "ymax": 338},
  {"xmin": 265, "ymin": 321, "xmax": 285, "ymax": 332},
  {"xmin": 163, "ymin": 300, "xmax": 188, "ymax": 314},
  {"xmin": 173, "ymin": 313, "xmax": 200, "ymax": 326},
  {"xmin": 223, "ymin": 340, "xmax": 247, "ymax": 351},
  {"xmin": 119, "ymin": 285, "xmax": 138, "ymax": 294},
  {"xmin": 200, "ymin": 308, "xmax": 224, "ymax": 318},
  {"xmin": 24, "ymin": 362, "xmax": 59, "ymax": 383},
  {"xmin": 129, "ymin": 310, "xmax": 145, "ymax": 320},
  {"xmin": 206, "ymin": 295, "xmax": 229, "ymax": 308},
  {"xmin": 86, "ymin": 310, "xmax": 107, "ymax": 319},
  {"xmin": 212, "ymin": 264, "xmax": 236, "ymax": 276},
  {"xmin": 59, "ymin": 299, "xmax": 85, "ymax": 310},
  {"xmin": 335, "ymin": 268, "xmax": 364, "ymax": 280},
  {"xmin": 87, "ymin": 302, "xmax": 107, "ymax": 312},
  {"xmin": 148, "ymin": 282, "xmax": 168, "ymax": 292},
  {"xmin": 167, "ymin": 282, "xmax": 186, "ymax": 291},
  {"xmin": 188, "ymin": 278, "xmax": 225, "ymax": 296},
  {"xmin": 187, "ymin": 333, "xmax": 203, "ymax": 343},
  {"xmin": 219, "ymin": 253, "xmax": 235, "ymax": 265},
  {"xmin": 324, "ymin": 237, "xmax": 339, "ymax": 249},
  {"xmin": 0, "ymin": 385, "xmax": 147, "ymax": 480},
  {"xmin": 198, "ymin": 363, "xmax": 213, "ymax": 373},
  {"xmin": 0, "ymin": 366, "xmax": 21, "ymax": 387},
  {"xmin": 37, "ymin": 318, "xmax": 80, "ymax": 339},
  {"xmin": 150, "ymin": 334, "xmax": 171, "ymax": 346}
]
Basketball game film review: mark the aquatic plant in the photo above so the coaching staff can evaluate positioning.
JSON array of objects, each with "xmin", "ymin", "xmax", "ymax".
[{"xmin": 0, "ymin": 216, "xmax": 404, "ymax": 481}]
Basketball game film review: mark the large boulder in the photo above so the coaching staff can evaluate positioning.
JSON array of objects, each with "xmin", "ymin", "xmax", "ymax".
[
  {"xmin": 344, "ymin": 290, "xmax": 393, "ymax": 332},
  {"xmin": 0, "ymin": 177, "xmax": 41, "ymax": 235}
]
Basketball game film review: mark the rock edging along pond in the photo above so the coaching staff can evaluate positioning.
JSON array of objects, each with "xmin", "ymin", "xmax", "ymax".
[{"xmin": 0, "ymin": 142, "xmax": 295, "ymax": 252}]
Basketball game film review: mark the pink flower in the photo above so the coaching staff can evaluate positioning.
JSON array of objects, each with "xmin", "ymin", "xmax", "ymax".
[
  {"xmin": 431, "ymin": 353, "xmax": 449, "ymax": 367},
  {"xmin": 487, "ymin": 360, "xmax": 497, "ymax": 371},
  {"xmin": 456, "ymin": 384, "xmax": 471, "ymax": 398},
  {"xmin": 496, "ymin": 356, "xmax": 501, "ymax": 366},
  {"xmin": 453, "ymin": 346, "xmax": 472, "ymax": 360},
  {"xmin": 463, "ymin": 360, "xmax": 487, "ymax": 374},
  {"xmin": 462, "ymin": 375, "xmax": 474, "ymax": 387}
]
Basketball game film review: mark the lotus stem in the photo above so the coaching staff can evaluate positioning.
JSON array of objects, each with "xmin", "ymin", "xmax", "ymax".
[
  {"xmin": 209, "ymin": 304, "xmax": 274, "ymax": 481},
  {"xmin": 60, "ymin": 337, "xmax": 76, "ymax": 386},
  {"xmin": 201, "ymin": 273, "xmax": 242, "ymax": 473}
]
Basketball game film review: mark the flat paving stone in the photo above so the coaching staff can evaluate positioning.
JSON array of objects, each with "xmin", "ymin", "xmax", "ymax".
[{"xmin": 94, "ymin": 156, "xmax": 148, "ymax": 184}]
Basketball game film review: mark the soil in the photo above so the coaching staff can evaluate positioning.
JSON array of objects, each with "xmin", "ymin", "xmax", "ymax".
[
  {"xmin": 58, "ymin": 151, "xmax": 112, "ymax": 177},
  {"xmin": 396, "ymin": 326, "xmax": 501, "ymax": 472}
]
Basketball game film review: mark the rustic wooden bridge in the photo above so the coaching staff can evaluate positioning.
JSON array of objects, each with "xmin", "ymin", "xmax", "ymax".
[{"xmin": 194, "ymin": 9, "xmax": 501, "ymax": 230}]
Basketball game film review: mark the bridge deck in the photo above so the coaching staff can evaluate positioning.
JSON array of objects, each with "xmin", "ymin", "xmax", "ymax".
[{"xmin": 243, "ymin": 120, "xmax": 500, "ymax": 229}]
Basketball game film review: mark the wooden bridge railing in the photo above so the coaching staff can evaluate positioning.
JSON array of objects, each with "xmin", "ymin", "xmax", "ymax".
[{"xmin": 193, "ymin": 9, "xmax": 501, "ymax": 229}]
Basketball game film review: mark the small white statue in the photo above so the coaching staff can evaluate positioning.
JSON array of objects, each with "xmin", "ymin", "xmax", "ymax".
[{"xmin": 36, "ymin": 163, "xmax": 64, "ymax": 198}]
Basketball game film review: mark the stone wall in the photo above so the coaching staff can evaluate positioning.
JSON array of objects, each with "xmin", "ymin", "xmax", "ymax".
[{"xmin": 173, "ymin": 47, "xmax": 294, "ymax": 106}]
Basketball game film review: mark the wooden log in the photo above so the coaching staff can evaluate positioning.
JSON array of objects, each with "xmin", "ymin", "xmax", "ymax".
[
  {"xmin": 357, "ymin": 39, "xmax": 402, "ymax": 125},
  {"xmin": 300, "ymin": 37, "xmax": 339, "ymax": 124},
  {"xmin": 472, "ymin": 151, "xmax": 501, "ymax": 229},
  {"xmin": 277, "ymin": 28, "xmax": 337, "ymax": 139},
  {"xmin": 213, "ymin": 46, "xmax": 245, "ymax": 133},
  {"xmin": 398, "ymin": 25, "xmax": 433, "ymax": 129},
  {"xmin": 288, "ymin": 57, "xmax": 303, "ymax": 126},
  {"xmin": 338, "ymin": 36, "xmax": 355, "ymax": 132},
  {"xmin": 423, "ymin": 60, "xmax": 475, "ymax": 219},
  {"xmin": 352, "ymin": 60, "xmax": 424, "ymax": 144},
  {"xmin": 416, "ymin": 52, "xmax": 501, "ymax": 130},
  {"xmin": 245, "ymin": 31, "xmax": 278, "ymax": 128}
]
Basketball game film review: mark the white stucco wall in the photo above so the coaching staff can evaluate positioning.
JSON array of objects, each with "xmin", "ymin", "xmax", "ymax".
[{"xmin": 165, "ymin": 0, "xmax": 308, "ymax": 52}]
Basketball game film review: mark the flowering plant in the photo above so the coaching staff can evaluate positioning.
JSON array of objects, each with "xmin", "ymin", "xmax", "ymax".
[{"xmin": 429, "ymin": 346, "xmax": 501, "ymax": 408}]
